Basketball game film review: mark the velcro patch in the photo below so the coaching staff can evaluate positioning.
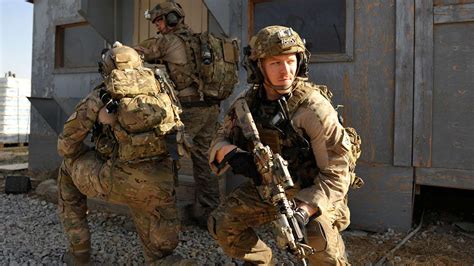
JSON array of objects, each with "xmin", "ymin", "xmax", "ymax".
[{"xmin": 65, "ymin": 111, "xmax": 77, "ymax": 123}]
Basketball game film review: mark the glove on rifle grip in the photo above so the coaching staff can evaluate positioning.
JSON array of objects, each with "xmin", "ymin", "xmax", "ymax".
[{"xmin": 226, "ymin": 148, "xmax": 263, "ymax": 185}]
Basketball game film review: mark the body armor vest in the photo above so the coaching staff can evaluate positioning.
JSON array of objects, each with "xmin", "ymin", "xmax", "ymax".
[
  {"xmin": 236, "ymin": 80, "xmax": 363, "ymax": 189},
  {"xmin": 242, "ymin": 83, "xmax": 319, "ymax": 188},
  {"xmin": 166, "ymin": 26, "xmax": 197, "ymax": 92}
]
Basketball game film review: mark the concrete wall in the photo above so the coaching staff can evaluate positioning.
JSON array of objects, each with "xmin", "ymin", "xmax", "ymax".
[{"xmin": 30, "ymin": 0, "xmax": 106, "ymax": 175}]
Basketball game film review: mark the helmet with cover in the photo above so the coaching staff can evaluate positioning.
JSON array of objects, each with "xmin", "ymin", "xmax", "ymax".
[
  {"xmin": 98, "ymin": 42, "xmax": 142, "ymax": 77},
  {"xmin": 144, "ymin": 1, "xmax": 185, "ymax": 27},
  {"xmin": 244, "ymin": 25, "xmax": 310, "ymax": 84}
]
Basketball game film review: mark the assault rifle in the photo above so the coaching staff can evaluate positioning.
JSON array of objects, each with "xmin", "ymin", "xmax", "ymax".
[
  {"xmin": 154, "ymin": 67, "xmax": 190, "ymax": 158},
  {"xmin": 233, "ymin": 98, "xmax": 314, "ymax": 265}
]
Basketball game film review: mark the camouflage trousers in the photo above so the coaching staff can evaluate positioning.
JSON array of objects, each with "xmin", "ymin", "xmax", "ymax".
[
  {"xmin": 58, "ymin": 150, "xmax": 180, "ymax": 263},
  {"xmin": 208, "ymin": 181, "xmax": 349, "ymax": 265},
  {"xmin": 180, "ymin": 104, "xmax": 220, "ymax": 218}
]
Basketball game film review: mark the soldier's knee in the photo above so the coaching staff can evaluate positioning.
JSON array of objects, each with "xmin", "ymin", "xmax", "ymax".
[
  {"xmin": 148, "ymin": 206, "xmax": 180, "ymax": 253},
  {"xmin": 306, "ymin": 216, "xmax": 346, "ymax": 264},
  {"xmin": 58, "ymin": 161, "xmax": 84, "ymax": 204},
  {"xmin": 207, "ymin": 210, "xmax": 235, "ymax": 248},
  {"xmin": 208, "ymin": 209, "xmax": 232, "ymax": 240}
]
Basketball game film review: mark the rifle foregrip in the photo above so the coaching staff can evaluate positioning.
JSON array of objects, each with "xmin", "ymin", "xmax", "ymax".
[{"xmin": 234, "ymin": 99, "xmax": 260, "ymax": 142}]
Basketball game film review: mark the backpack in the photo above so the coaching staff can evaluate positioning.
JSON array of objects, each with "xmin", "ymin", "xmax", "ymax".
[
  {"xmin": 176, "ymin": 31, "xmax": 239, "ymax": 100},
  {"xmin": 295, "ymin": 82, "xmax": 364, "ymax": 189},
  {"xmin": 102, "ymin": 66, "xmax": 184, "ymax": 162}
]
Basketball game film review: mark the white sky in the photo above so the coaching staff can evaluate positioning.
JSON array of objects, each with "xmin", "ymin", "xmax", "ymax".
[{"xmin": 0, "ymin": 0, "xmax": 33, "ymax": 79}]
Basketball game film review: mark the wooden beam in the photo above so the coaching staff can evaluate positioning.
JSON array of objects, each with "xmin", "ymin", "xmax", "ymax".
[
  {"xmin": 416, "ymin": 167, "xmax": 474, "ymax": 190},
  {"xmin": 434, "ymin": 3, "xmax": 474, "ymax": 24},
  {"xmin": 413, "ymin": 0, "xmax": 433, "ymax": 167},
  {"xmin": 394, "ymin": 0, "xmax": 415, "ymax": 166}
]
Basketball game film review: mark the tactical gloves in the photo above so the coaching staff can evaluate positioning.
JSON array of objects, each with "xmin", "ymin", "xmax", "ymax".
[
  {"xmin": 226, "ymin": 148, "xmax": 263, "ymax": 186},
  {"xmin": 293, "ymin": 207, "xmax": 310, "ymax": 243},
  {"xmin": 294, "ymin": 207, "xmax": 310, "ymax": 227}
]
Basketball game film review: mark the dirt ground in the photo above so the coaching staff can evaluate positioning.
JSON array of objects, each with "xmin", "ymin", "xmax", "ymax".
[
  {"xmin": 1, "ymin": 147, "xmax": 473, "ymax": 265},
  {"xmin": 344, "ymin": 185, "xmax": 474, "ymax": 265}
]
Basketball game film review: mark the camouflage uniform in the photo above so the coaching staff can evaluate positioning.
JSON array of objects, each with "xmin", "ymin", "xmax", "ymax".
[
  {"xmin": 207, "ymin": 26, "xmax": 357, "ymax": 265},
  {"xmin": 57, "ymin": 44, "xmax": 181, "ymax": 264},
  {"xmin": 135, "ymin": 3, "xmax": 220, "ymax": 221}
]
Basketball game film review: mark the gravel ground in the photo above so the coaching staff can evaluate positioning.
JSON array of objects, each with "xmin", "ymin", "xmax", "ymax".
[{"xmin": 0, "ymin": 193, "xmax": 301, "ymax": 265}]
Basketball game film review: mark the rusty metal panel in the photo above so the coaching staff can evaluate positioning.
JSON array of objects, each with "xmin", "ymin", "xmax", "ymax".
[
  {"xmin": 413, "ymin": 0, "xmax": 434, "ymax": 167},
  {"xmin": 312, "ymin": 1, "xmax": 396, "ymax": 165},
  {"xmin": 309, "ymin": 2, "xmax": 417, "ymax": 232},
  {"xmin": 434, "ymin": 3, "xmax": 474, "ymax": 24},
  {"xmin": 432, "ymin": 22, "xmax": 474, "ymax": 170},
  {"xmin": 434, "ymin": 0, "xmax": 474, "ymax": 6},
  {"xmin": 416, "ymin": 168, "xmax": 474, "ymax": 190},
  {"xmin": 349, "ymin": 163, "xmax": 414, "ymax": 232},
  {"xmin": 394, "ymin": 0, "xmax": 415, "ymax": 166}
]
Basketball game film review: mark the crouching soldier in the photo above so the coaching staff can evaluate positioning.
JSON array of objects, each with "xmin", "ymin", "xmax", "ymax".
[
  {"xmin": 207, "ymin": 26, "xmax": 362, "ymax": 265},
  {"xmin": 57, "ymin": 42, "xmax": 192, "ymax": 265}
]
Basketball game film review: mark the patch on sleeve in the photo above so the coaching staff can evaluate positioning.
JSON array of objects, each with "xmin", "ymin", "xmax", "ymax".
[
  {"xmin": 341, "ymin": 131, "xmax": 352, "ymax": 152},
  {"xmin": 65, "ymin": 112, "xmax": 78, "ymax": 123}
]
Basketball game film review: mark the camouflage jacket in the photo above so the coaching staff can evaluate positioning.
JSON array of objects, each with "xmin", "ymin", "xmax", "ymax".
[
  {"xmin": 135, "ymin": 24, "xmax": 196, "ymax": 94},
  {"xmin": 58, "ymin": 89, "xmax": 103, "ymax": 159},
  {"xmin": 209, "ymin": 80, "xmax": 353, "ymax": 225}
]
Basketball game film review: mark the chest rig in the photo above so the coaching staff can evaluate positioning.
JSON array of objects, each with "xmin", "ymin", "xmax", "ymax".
[{"xmin": 242, "ymin": 83, "xmax": 319, "ymax": 188}]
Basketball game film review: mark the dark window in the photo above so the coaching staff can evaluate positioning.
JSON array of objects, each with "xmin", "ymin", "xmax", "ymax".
[
  {"xmin": 250, "ymin": 0, "xmax": 352, "ymax": 62},
  {"xmin": 55, "ymin": 22, "xmax": 105, "ymax": 69}
]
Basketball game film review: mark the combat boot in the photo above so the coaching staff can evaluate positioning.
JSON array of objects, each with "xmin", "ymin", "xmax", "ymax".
[{"xmin": 61, "ymin": 250, "xmax": 91, "ymax": 266}]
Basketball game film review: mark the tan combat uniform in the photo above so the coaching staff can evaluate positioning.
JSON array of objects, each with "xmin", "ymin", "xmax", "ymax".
[
  {"xmin": 135, "ymin": 23, "xmax": 220, "ymax": 220},
  {"xmin": 208, "ymin": 80, "xmax": 352, "ymax": 265},
  {"xmin": 57, "ymin": 89, "xmax": 180, "ymax": 263}
]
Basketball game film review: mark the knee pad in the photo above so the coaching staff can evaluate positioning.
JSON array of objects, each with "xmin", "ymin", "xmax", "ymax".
[{"xmin": 306, "ymin": 219, "xmax": 329, "ymax": 253}]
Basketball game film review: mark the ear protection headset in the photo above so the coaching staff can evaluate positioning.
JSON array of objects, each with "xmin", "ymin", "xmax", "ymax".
[
  {"xmin": 242, "ymin": 43, "xmax": 310, "ymax": 84},
  {"xmin": 242, "ymin": 46, "xmax": 263, "ymax": 84},
  {"xmin": 164, "ymin": 11, "xmax": 181, "ymax": 27}
]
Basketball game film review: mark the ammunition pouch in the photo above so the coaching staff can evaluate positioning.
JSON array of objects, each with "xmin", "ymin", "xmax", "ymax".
[{"xmin": 112, "ymin": 124, "xmax": 168, "ymax": 162}]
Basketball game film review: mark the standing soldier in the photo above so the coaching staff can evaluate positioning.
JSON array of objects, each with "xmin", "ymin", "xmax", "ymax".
[
  {"xmin": 134, "ymin": 2, "xmax": 221, "ymax": 227},
  {"xmin": 207, "ymin": 26, "xmax": 361, "ymax": 265},
  {"xmin": 57, "ymin": 43, "xmax": 191, "ymax": 265}
]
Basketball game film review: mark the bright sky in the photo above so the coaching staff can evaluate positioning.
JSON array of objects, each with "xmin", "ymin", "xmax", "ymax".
[{"xmin": 0, "ymin": 0, "xmax": 33, "ymax": 79}]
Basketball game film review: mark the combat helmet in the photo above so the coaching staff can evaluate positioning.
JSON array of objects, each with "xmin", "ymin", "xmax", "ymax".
[
  {"xmin": 144, "ymin": 1, "xmax": 185, "ymax": 27},
  {"xmin": 243, "ymin": 25, "xmax": 310, "ymax": 84},
  {"xmin": 98, "ymin": 41, "xmax": 143, "ymax": 78}
]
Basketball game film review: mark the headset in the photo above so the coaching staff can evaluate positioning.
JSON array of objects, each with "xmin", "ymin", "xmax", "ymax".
[{"xmin": 164, "ymin": 11, "xmax": 181, "ymax": 27}]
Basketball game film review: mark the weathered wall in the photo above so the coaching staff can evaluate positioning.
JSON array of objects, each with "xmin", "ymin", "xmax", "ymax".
[
  {"xmin": 309, "ymin": 1, "xmax": 415, "ymax": 232},
  {"xmin": 211, "ymin": 1, "xmax": 414, "ymax": 231},
  {"xmin": 29, "ymin": 0, "xmax": 104, "ymax": 175},
  {"xmin": 32, "ymin": 0, "xmax": 474, "ymax": 232},
  {"xmin": 30, "ymin": 0, "xmax": 135, "ymax": 175}
]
